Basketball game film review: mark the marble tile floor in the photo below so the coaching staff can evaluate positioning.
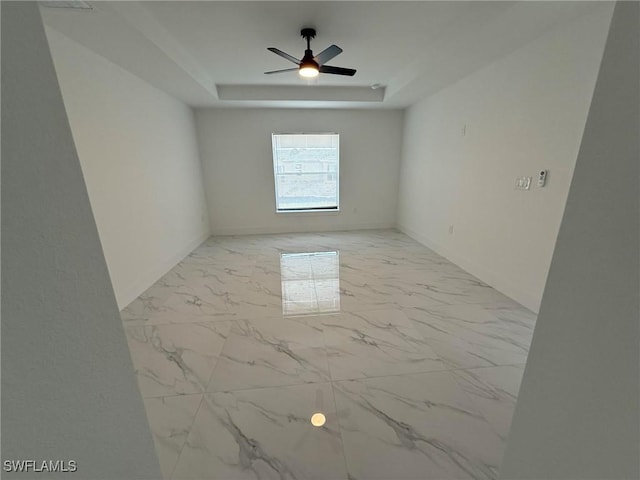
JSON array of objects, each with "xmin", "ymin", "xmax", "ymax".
[{"xmin": 121, "ymin": 230, "xmax": 537, "ymax": 479}]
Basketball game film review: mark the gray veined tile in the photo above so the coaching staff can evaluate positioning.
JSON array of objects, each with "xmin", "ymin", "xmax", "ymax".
[
  {"xmin": 120, "ymin": 293, "xmax": 170, "ymax": 325},
  {"xmin": 160, "ymin": 287, "xmax": 235, "ymax": 319},
  {"xmin": 119, "ymin": 268, "xmax": 189, "ymax": 324},
  {"xmin": 320, "ymin": 310, "xmax": 446, "ymax": 380},
  {"xmin": 450, "ymin": 365, "xmax": 525, "ymax": 442},
  {"xmin": 172, "ymin": 383, "xmax": 349, "ymax": 479},
  {"xmin": 247, "ymin": 271, "xmax": 283, "ymax": 296},
  {"xmin": 142, "ymin": 310, "xmax": 238, "ymax": 326},
  {"xmin": 252, "ymin": 261, "xmax": 284, "ymax": 276},
  {"xmin": 157, "ymin": 280, "xmax": 281, "ymax": 321},
  {"xmin": 386, "ymin": 283, "xmax": 454, "ymax": 310},
  {"xmin": 338, "ymin": 277, "xmax": 397, "ymax": 312},
  {"xmin": 229, "ymin": 317, "xmax": 325, "ymax": 348},
  {"xmin": 121, "ymin": 230, "xmax": 534, "ymax": 479},
  {"xmin": 438, "ymin": 303, "xmax": 536, "ymax": 346},
  {"xmin": 489, "ymin": 305, "xmax": 537, "ymax": 331},
  {"xmin": 333, "ymin": 372, "xmax": 503, "ymax": 479},
  {"xmin": 143, "ymin": 394, "xmax": 203, "ymax": 479},
  {"xmin": 188, "ymin": 241, "xmax": 263, "ymax": 265},
  {"xmin": 383, "ymin": 277, "xmax": 476, "ymax": 309},
  {"xmin": 405, "ymin": 305, "xmax": 533, "ymax": 369},
  {"xmin": 380, "ymin": 270, "xmax": 519, "ymax": 309},
  {"xmin": 207, "ymin": 319, "xmax": 330, "ymax": 392},
  {"xmin": 125, "ymin": 322, "xmax": 231, "ymax": 397}
]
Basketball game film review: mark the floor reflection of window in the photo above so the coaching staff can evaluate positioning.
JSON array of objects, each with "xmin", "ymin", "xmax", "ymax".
[{"xmin": 280, "ymin": 251, "xmax": 340, "ymax": 316}]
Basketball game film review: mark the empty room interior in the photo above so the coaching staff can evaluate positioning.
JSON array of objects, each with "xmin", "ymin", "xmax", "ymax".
[{"xmin": 3, "ymin": 1, "xmax": 638, "ymax": 479}]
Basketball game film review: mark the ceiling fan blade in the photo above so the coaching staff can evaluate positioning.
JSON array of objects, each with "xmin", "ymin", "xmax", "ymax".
[
  {"xmin": 267, "ymin": 47, "xmax": 301, "ymax": 65},
  {"xmin": 313, "ymin": 44, "xmax": 343, "ymax": 65},
  {"xmin": 264, "ymin": 68, "xmax": 299, "ymax": 75},
  {"xmin": 319, "ymin": 65, "xmax": 356, "ymax": 76}
]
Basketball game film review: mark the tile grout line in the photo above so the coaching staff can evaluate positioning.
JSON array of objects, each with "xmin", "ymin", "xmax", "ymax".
[
  {"xmin": 445, "ymin": 367, "xmax": 519, "ymax": 477},
  {"xmin": 168, "ymin": 392, "xmax": 206, "ymax": 480},
  {"xmin": 202, "ymin": 318, "xmax": 238, "ymax": 395},
  {"xmin": 327, "ymin": 380, "xmax": 351, "ymax": 480},
  {"xmin": 319, "ymin": 316, "xmax": 351, "ymax": 480}
]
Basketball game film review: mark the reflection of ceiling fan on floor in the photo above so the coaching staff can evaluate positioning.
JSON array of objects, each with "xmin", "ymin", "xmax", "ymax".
[{"xmin": 265, "ymin": 28, "xmax": 357, "ymax": 78}]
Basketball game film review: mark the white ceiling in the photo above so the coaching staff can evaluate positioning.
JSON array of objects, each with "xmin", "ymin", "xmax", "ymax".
[{"xmin": 41, "ymin": 1, "xmax": 604, "ymax": 109}]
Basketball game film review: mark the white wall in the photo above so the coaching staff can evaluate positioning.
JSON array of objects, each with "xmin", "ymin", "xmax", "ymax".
[
  {"xmin": 501, "ymin": 3, "xmax": 639, "ymax": 477},
  {"xmin": 2, "ymin": 3, "xmax": 160, "ymax": 476},
  {"xmin": 45, "ymin": 27, "xmax": 210, "ymax": 310},
  {"xmin": 196, "ymin": 108, "xmax": 403, "ymax": 235},
  {"xmin": 397, "ymin": 5, "xmax": 613, "ymax": 312}
]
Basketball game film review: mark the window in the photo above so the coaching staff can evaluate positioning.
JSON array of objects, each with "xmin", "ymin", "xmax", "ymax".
[{"xmin": 272, "ymin": 133, "xmax": 339, "ymax": 212}]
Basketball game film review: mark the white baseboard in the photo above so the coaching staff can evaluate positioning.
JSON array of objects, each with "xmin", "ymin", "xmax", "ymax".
[
  {"xmin": 116, "ymin": 223, "xmax": 540, "ymax": 313},
  {"xmin": 397, "ymin": 223, "xmax": 540, "ymax": 314},
  {"xmin": 116, "ymin": 230, "xmax": 210, "ymax": 310},
  {"xmin": 212, "ymin": 222, "xmax": 395, "ymax": 236}
]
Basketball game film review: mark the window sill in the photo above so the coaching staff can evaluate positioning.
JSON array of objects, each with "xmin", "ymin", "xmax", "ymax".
[{"xmin": 276, "ymin": 209, "xmax": 340, "ymax": 214}]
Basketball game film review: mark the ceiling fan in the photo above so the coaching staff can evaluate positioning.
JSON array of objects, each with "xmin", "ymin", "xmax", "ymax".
[{"xmin": 265, "ymin": 28, "xmax": 356, "ymax": 78}]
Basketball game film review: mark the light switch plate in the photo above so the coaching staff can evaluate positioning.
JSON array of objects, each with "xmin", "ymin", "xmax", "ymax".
[{"xmin": 515, "ymin": 176, "xmax": 531, "ymax": 190}]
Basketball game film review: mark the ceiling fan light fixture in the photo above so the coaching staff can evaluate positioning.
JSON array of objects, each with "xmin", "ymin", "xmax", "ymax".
[
  {"xmin": 299, "ymin": 52, "xmax": 319, "ymax": 78},
  {"xmin": 299, "ymin": 65, "xmax": 319, "ymax": 78}
]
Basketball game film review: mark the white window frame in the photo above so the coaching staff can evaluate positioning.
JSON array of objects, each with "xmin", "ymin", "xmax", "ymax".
[{"xmin": 271, "ymin": 133, "xmax": 340, "ymax": 213}]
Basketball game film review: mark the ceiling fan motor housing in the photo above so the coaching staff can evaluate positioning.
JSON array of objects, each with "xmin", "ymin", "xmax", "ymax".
[
  {"xmin": 301, "ymin": 28, "xmax": 317, "ymax": 40},
  {"xmin": 301, "ymin": 50, "xmax": 319, "ymax": 69},
  {"xmin": 300, "ymin": 29, "xmax": 319, "ymax": 71}
]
